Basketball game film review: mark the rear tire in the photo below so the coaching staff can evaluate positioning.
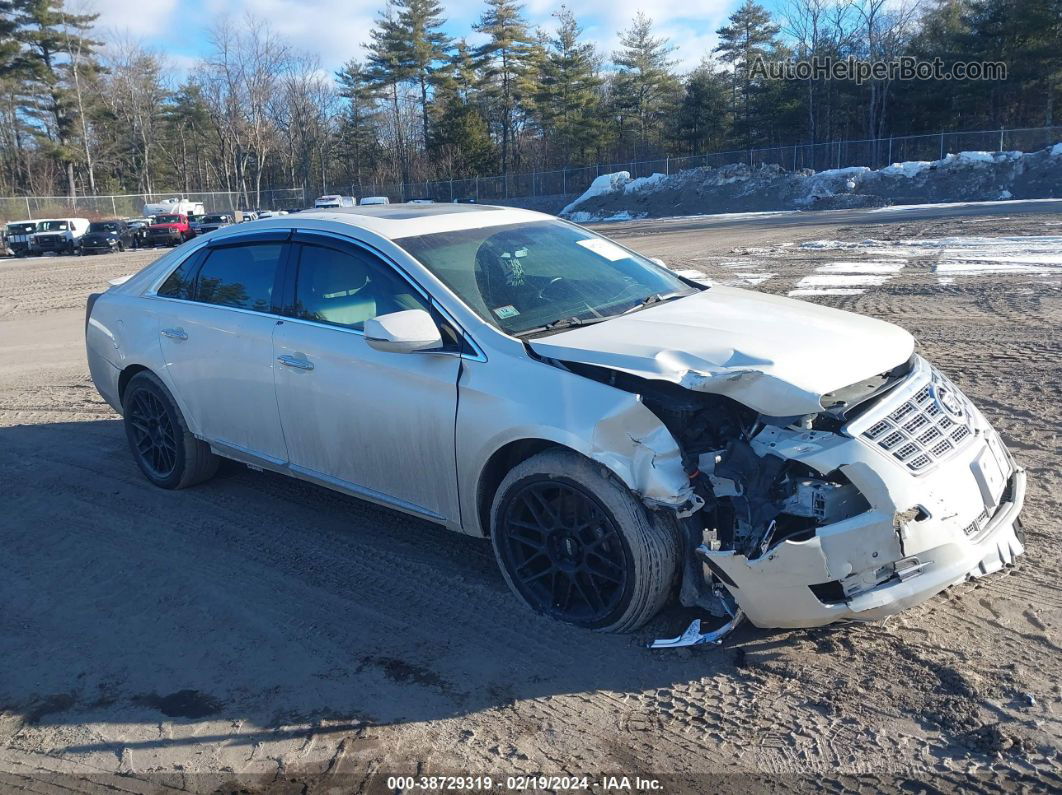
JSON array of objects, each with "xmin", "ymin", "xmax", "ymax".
[
  {"xmin": 490, "ymin": 449, "xmax": 679, "ymax": 633},
  {"xmin": 122, "ymin": 371, "xmax": 219, "ymax": 489}
]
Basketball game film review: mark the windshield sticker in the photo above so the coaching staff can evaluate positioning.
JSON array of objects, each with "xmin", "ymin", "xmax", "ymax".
[
  {"xmin": 577, "ymin": 238, "xmax": 628, "ymax": 261},
  {"xmin": 493, "ymin": 305, "xmax": 520, "ymax": 319}
]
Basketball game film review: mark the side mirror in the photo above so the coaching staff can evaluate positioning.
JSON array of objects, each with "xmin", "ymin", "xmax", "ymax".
[{"xmin": 364, "ymin": 309, "xmax": 442, "ymax": 354}]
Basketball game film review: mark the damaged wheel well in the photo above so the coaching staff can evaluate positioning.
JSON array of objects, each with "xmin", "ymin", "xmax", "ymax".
[{"xmin": 477, "ymin": 438, "xmax": 559, "ymax": 536}]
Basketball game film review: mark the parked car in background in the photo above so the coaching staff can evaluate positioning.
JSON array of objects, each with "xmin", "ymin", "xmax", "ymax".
[
  {"xmin": 146, "ymin": 214, "xmax": 195, "ymax": 247},
  {"xmin": 315, "ymin": 195, "xmax": 356, "ymax": 209},
  {"xmin": 125, "ymin": 218, "xmax": 153, "ymax": 249},
  {"xmin": 144, "ymin": 197, "xmax": 206, "ymax": 218},
  {"xmin": 80, "ymin": 220, "xmax": 134, "ymax": 255},
  {"xmin": 256, "ymin": 210, "xmax": 288, "ymax": 219},
  {"xmin": 238, "ymin": 210, "xmax": 259, "ymax": 221},
  {"xmin": 197, "ymin": 213, "xmax": 236, "ymax": 234},
  {"xmin": 31, "ymin": 218, "xmax": 90, "ymax": 255},
  {"xmin": 4, "ymin": 220, "xmax": 38, "ymax": 256},
  {"xmin": 454, "ymin": 197, "xmax": 478, "ymax": 204},
  {"xmin": 359, "ymin": 196, "xmax": 390, "ymax": 206},
  {"xmin": 408, "ymin": 198, "xmax": 434, "ymax": 204}
]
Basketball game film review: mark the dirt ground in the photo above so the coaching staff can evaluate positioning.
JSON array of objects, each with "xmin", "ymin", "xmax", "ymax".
[{"xmin": 1, "ymin": 211, "xmax": 1060, "ymax": 793}]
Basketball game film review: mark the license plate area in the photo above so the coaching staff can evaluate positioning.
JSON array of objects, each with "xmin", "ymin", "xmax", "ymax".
[{"xmin": 971, "ymin": 435, "xmax": 1008, "ymax": 509}]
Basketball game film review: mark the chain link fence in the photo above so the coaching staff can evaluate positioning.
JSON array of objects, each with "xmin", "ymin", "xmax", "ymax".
[
  {"xmin": 0, "ymin": 188, "xmax": 308, "ymax": 224},
  {"xmin": 367, "ymin": 125, "xmax": 1062, "ymax": 204},
  {"xmin": 2, "ymin": 126, "xmax": 1060, "ymax": 223}
]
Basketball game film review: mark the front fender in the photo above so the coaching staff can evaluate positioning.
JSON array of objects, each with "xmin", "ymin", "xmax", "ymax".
[{"xmin": 456, "ymin": 354, "xmax": 693, "ymax": 536}]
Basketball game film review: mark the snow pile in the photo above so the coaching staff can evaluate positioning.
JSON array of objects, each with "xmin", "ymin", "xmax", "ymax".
[
  {"xmin": 880, "ymin": 161, "xmax": 932, "ymax": 178},
  {"xmin": 559, "ymin": 171, "xmax": 631, "ymax": 215},
  {"xmin": 560, "ymin": 143, "xmax": 1062, "ymax": 221}
]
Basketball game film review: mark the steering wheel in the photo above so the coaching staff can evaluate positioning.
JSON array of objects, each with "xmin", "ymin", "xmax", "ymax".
[{"xmin": 537, "ymin": 276, "xmax": 566, "ymax": 302}]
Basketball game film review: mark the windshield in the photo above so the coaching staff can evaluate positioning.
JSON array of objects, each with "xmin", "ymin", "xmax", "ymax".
[
  {"xmin": 7, "ymin": 222, "xmax": 36, "ymax": 234},
  {"xmin": 203, "ymin": 214, "xmax": 227, "ymax": 223},
  {"xmin": 397, "ymin": 220, "xmax": 698, "ymax": 337},
  {"xmin": 156, "ymin": 215, "xmax": 181, "ymax": 224},
  {"xmin": 39, "ymin": 221, "xmax": 69, "ymax": 231},
  {"xmin": 88, "ymin": 222, "xmax": 119, "ymax": 233}
]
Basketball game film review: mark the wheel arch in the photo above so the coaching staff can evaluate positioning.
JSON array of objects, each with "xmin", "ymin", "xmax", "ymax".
[
  {"xmin": 475, "ymin": 438, "xmax": 563, "ymax": 537},
  {"xmin": 117, "ymin": 363, "xmax": 152, "ymax": 406}
]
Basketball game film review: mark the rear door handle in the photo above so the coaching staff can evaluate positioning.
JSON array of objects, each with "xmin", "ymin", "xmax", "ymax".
[
  {"xmin": 277, "ymin": 354, "xmax": 314, "ymax": 371},
  {"xmin": 161, "ymin": 327, "xmax": 187, "ymax": 340}
]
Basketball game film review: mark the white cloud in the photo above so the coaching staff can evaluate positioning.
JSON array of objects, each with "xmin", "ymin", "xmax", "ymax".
[
  {"xmin": 526, "ymin": 1, "xmax": 734, "ymax": 73},
  {"xmin": 91, "ymin": 0, "xmax": 742, "ymax": 77},
  {"xmin": 197, "ymin": 0, "xmax": 380, "ymax": 68},
  {"xmin": 88, "ymin": 0, "xmax": 181, "ymax": 39}
]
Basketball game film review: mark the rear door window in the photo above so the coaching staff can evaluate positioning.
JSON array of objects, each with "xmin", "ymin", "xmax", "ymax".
[
  {"xmin": 193, "ymin": 243, "xmax": 286, "ymax": 313},
  {"xmin": 157, "ymin": 252, "xmax": 201, "ymax": 299}
]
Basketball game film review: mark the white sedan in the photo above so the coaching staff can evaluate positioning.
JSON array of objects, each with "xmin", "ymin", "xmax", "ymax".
[{"xmin": 85, "ymin": 205, "xmax": 1025, "ymax": 644}]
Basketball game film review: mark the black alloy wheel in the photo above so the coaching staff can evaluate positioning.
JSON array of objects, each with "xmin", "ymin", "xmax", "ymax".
[
  {"xmin": 126, "ymin": 388, "xmax": 179, "ymax": 479},
  {"xmin": 497, "ymin": 479, "xmax": 631, "ymax": 626}
]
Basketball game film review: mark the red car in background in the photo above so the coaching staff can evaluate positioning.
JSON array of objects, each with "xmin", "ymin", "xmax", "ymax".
[{"xmin": 146, "ymin": 213, "xmax": 196, "ymax": 247}]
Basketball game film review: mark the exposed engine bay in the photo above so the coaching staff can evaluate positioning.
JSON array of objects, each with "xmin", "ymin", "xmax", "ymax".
[{"xmin": 557, "ymin": 356, "xmax": 1024, "ymax": 648}]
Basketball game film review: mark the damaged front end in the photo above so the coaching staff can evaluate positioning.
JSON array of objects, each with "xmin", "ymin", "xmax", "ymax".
[{"xmin": 567, "ymin": 354, "xmax": 1026, "ymax": 644}]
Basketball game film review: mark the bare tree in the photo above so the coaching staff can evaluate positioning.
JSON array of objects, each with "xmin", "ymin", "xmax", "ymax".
[
  {"xmin": 103, "ymin": 36, "xmax": 167, "ymax": 194},
  {"xmin": 849, "ymin": 0, "xmax": 922, "ymax": 158}
]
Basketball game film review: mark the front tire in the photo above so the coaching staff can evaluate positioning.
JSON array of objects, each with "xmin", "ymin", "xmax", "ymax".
[
  {"xmin": 123, "ymin": 371, "xmax": 219, "ymax": 489},
  {"xmin": 490, "ymin": 449, "xmax": 679, "ymax": 633}
]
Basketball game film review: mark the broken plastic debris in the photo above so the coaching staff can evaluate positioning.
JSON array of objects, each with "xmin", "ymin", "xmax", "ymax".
[{"xmin": 648, "ymin": 608, "xmax": 745, "ymax": 650}]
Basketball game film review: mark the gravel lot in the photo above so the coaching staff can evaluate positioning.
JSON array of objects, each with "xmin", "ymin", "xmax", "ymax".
[{"xmin": 1, "ymin": 210, "xmax": 1060, "ymax": 792}]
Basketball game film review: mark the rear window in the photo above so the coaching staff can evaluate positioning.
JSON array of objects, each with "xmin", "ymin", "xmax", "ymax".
[{"xmin": 194, "ymin": 244, "xmax": 285, "ymax": 312}]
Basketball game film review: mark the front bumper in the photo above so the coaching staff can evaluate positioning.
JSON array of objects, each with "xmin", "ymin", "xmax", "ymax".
[
  {"xmin": 703, "ymin": 357, "xmax": 1026, "ymax": 629},
  {"xmin": 147, "ymin": 231, "xmax": 182, "ymax": 245},
  {"xmin": 34, "ymin": 238, "xmax": 73, "ymax": 252},
  {"xmin": 82, "ymin": 242, "xmax": 116, "ymax": 253}
]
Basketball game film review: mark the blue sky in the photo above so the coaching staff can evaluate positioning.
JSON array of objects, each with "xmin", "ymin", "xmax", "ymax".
[{"xmin": 87, "ymin": 0, "xmax": 784, "ymax": 77}]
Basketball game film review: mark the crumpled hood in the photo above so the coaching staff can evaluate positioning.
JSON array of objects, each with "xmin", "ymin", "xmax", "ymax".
[{"xmin": 529, "ymin": 286, "xmax": 915, "ymax": 416}]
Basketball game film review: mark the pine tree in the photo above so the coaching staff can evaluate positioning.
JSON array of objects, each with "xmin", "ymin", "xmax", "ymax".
[
  {"xmin": 336, "ymin": 59, "xmax": 383, "ymax": 195},
  {"xmin": 715, "ymin": 0, "xmax": 779, "ymax": 151},
  {"xmin": 366, "ymin": 2, "xmax": 415, "ymax": 191},
  {"xmin": 674, "ymin": 60, "xmax": 731, "ymax": 155},
  {"xmin": 473, "ymin": 0, "xmax": 533, "ymax": 178},
  {"xmin": 611, "ymin": 12, "xmax": 680, "ymax": 156},
  {"xmin": 396, "ymin": 0, "xmax": 452, "ymax": 148},
  {"xmin": 534, "ymin": 7, "xmax": 602, "ymax": 164},
  {"xmin": 14, "ymin": 0, "xmax": 102, "ymax": 199}
]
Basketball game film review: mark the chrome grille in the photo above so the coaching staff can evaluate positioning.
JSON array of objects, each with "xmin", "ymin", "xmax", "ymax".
[{"xmin": 861, "ymin": 368, "xmax": 977, "ymax": 473}]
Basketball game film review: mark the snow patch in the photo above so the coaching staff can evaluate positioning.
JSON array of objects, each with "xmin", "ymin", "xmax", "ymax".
[
  {"xmin": 788, "ymin": 288, "xmax": 865, "ymax": 296},
  {"xmin": 728, "ymin": 272, "xmax": 775, "ymax": 287},
  {"xmin": 815, "ymin": 261, "xmax": 906, "ymax": 274},
  {"xmin": 794, "ymin": 274, "xmax": 891, "ymax": 288},
  {"xmin": 1052, "ymin": 142, "xmax": 1062, "ymax": 157}
]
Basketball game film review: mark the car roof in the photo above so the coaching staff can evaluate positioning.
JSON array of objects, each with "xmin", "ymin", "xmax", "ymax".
[{"xmin": 277, "ymin": 204, "xmax": 553, "ymax": 240}]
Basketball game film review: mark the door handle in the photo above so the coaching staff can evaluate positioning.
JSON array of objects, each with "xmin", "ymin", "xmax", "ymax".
[
  {"xmin": 160, "ymin": 327, "xmax": 187, "ymax": 340},
  {"xmin": 277, "ymin": 354, "xmax": 314, "ymax": 371}
]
